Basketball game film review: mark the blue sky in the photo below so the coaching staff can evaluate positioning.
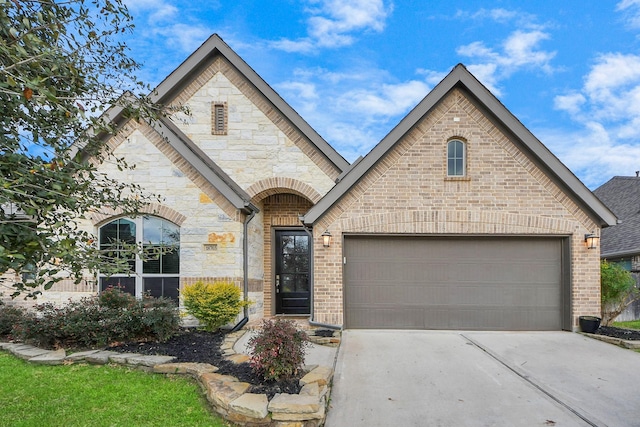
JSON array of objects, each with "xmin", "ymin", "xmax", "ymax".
[{"xmin": 122, "ymin": 0, "xmax": 640, "ymax": 189}]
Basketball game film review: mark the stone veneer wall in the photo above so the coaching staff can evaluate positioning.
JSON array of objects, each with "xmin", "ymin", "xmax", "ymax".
[
  {"xmin": 168, "ymin": 55, "xmax": 339, "ymax": 194},
  {"xmin": 312, "ymin": 88, "xmax": 602, "ymax": 329}
]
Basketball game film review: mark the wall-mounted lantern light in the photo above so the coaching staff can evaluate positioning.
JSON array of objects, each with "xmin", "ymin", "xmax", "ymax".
[
  {"xmin": 584, "ymin": 233, "xmax": 599, "ymax": 249},
  {"xmin": 322, "ymin": 230, "xmax": 332, "ymax": 248}
]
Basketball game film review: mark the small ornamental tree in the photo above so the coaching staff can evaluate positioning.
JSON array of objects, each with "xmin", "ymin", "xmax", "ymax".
[
  {"xmin": 1, "ymin": 0, "xmax": 174, "ymax": 298},
  {"xmin": 601, "ymin": 260, "xmax": 640, "ymax": 325},
  {"xmin": 181, "ymin": 281, "xmax": 249, "ymax": 331},
  {"xmin": 248, "ymin": 318, "xmax": 309, "ymax": 382}
]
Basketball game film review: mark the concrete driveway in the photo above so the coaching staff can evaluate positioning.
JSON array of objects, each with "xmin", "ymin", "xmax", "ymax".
[{"xmin": 325, "ymin": 330, "xmax": 640, "ymax": 427}]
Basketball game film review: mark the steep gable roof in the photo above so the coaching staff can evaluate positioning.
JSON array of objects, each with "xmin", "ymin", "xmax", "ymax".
[
  {"xmin": 594, "ymin": 176, "xmax": 640, "ymax": 257},
  {"xmin": 151, "ymin": 34, "xmax": 349, "ymax": 174},
  {"xmin": 303, "ymin": 64, "xmax": 617, "ymax": 227}
]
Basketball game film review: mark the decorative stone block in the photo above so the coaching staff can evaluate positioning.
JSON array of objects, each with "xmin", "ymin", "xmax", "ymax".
[
  {"xmin": 153, "ymin": 362, "xmax": 218, "ymax": 375},
  {"xmin": 84, "ymin": 351, "xmax": 121, "ymax": 364},
  {"xmin": 10, "ymin": 345, "xmax": 51, "ymax": 361},
  {"xmin": 299, "ymin": 365, "xmax": 333, "ymax": 387},
  {"xmin": 207, "ymin": 380, "xmax": 251, "ymax": 410},
  {"xmin": 268, "ymin": 393, "xmax": 320, "ymax": 414},
  {"xmin": 226, "ymin": 353, "xmax": 250, "ymax": 364},
  {"xmin": 65, "ymin": 350, "xmax": 100, "ymax": 362},
  {"xmin": 229, "ymin": 393, "xmax": 269, "ymax": 419},
  {"xmin": 270, "ymin": 403, "xmax": 325, "ymax": 421},
  {"xmin": 29, "ymin": 348, "xmax": 66, "ymax": 365},
  {"xmin": 125, "ymin": 355, "xmax": 176, "ymax": 367}
]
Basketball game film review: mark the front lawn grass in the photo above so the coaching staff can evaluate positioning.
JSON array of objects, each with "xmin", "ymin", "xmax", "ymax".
[
  {"xmin": 0, "ymin": 352, "xmax": 228, "ymax": 427},
  {"xmin": 612, "ymin": 320, "xmax": 640, "ymax": 330}
]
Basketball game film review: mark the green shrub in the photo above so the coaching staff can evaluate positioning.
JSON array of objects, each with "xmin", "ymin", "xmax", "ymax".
[
  {"xmin": 98, "ymin": 285, "xmax": 137, "ymax": 309},
  {"xmin": 14, "ymin": 289, "xmax": 180, "ymax": 348},
  {"xmin": 0, "ymin": 304, "xmax": 26, "ymax": 338},
  {"xmin": 601, "ymin": 260, "xmax": 639, "ymax": 325},
  {"xmin": 248, "ymin": 318, "xmax": 309, "ymax": 381},
  {"xmin": 181, "ymin": 281, "xmax": 249, "ymax": 331}
]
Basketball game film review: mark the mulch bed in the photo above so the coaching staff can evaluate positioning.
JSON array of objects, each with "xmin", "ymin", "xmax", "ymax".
[
  {"xmin": 595, "ymin": 326, "xmax": 640, "ymax": 341},
  {"xmin": 108, "ymin": 328, "xmax": 302, "ymax": 398}
]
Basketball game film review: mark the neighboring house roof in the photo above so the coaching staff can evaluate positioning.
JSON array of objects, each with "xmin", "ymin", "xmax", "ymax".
[
  {"xmin": 594, "ymin": 176, "xmax": 640, "ymax": 258},
  {"xmin": 303, "ymin": 64, "xmax": 617, "ymax": 228},
  {"xmin": 151, "ymin": 33, "xmax": 349, "ymax": 174}
]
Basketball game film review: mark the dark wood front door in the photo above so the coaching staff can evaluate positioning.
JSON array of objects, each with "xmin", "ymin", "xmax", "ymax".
[{"xmin": 275, "ymin": 230, "xmax": 310, "ymax": 314}]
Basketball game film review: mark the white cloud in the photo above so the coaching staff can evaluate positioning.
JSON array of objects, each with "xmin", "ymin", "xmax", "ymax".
[
  {"xmin": 152, "ymin": 24, "xmax": 212, "ymax": 53},
  {"xmin": 456, "ymin": 29, "xmax": 556, "ymax": 95},
  {"xmin": 553, "ymin": 93, "xmax": 586, "ymax": 115},
  {"xmin": 617, "ymin": 0, "xmax": 640, "ymax": 28},
  {"xmin": 550, "ymin": 52, "xmax": 640, "ymax": 187},
  {"xmin": 124, "ymin": 0, "xmax": 178, "ymax": 22},
  {"xmin": 339, "ymin": 80, "xmax": 430, "ymax": 117},
  {"xmin": 271, "ymin": 0, "xmax": 393, "ymax": 53},
  {"xmin": 274, "ymin": 66, "xmax": 434, "ymax": 160}
]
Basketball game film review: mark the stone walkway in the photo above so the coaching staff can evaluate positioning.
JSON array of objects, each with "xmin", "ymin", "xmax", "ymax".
[{"xmin": 0, "ymin": 330, "xmax": 336, "ymax": 427}]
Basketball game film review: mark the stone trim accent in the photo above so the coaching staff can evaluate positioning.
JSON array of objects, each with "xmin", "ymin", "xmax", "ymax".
[
  {"xmin": 170, "ymin": 56, "xmax": 342, "ymax": 181},
  {"xmin": 247, "ymin": 177, "xmax": 322, "ymax": 204}
]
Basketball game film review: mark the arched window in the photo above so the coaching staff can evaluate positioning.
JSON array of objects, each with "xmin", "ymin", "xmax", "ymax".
[
  {"xmin": 447, "ymin": 139, "xmax": 466, "ymax": 176},
  {"xmin": 99, "ymin": 216, "xmax": 180, "ymax": 301}
]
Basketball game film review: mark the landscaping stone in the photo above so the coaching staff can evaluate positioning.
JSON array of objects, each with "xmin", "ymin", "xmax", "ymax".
[
  {"xmin": 226, "ymin": 353, "xmax": 250, "ymax": 364},
  {"xmin": 84, "ymin": 350, "xmax": 121, "ymax": 364},
  {"xmin": 271, "ymin": 404, "xmax": 325, "ymax": 421},
  {"xmin": 10, "ymin": 345, "xmax": 52, "ymax": 361},
  {"xmin": 0, "ymin": 342, "xmax": 18, "ymax": 350},
  {"xmin": 268, "ymin": 393, "xmax": 320, "ymax": 414},
  {"xmin": 299, "ymin": 382, "xmax": 319, "ymax": 397},
  {"xmin": 226, "ymin": 410, "xmax": 271, "ymax": 425},
  {"xmin": 229, "ymin": 393, "xmax": 269, "ymax": 419},
  {"xmin": 200, "ymin": 372, "xmax": 239, "ymax": 383},
  {"xmin": 125, "ymin": 354, "xmax": 175, "ymax": 367},
  {"xmin": 206, "ymin": 380, "xmax": 251, "ymax": 410},
  {"xmin": 109, "ymin": 353, "xmax": 143, "ymax": 364},
  {"xmin": 299, "ymin": 365, "xmax": 333, "ymax": 387},
  {"xmin": 153, "ymin": 362, "xmax": 218, "ymax": 375},
  {"xmin": 29, "ymin": 348, "xmax": 66, "ymax": 365},
  {"xmin": 65, "ymin": 350, "xmax": 100, "ymax": 362}
]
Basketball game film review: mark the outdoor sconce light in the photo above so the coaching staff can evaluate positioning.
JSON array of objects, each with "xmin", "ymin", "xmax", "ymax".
[
  {"xmin": 322, "ymin": 230, "xmax": 332, "ymax": 248},
  {"xmin": 584, "ymin": 233, "xmax": 599, "ymax": 249}
]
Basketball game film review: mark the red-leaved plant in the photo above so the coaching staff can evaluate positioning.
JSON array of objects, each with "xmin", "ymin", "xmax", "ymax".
[{"xmin": 248, "ymin": 318, "xmax": 309, "ymax": 381}]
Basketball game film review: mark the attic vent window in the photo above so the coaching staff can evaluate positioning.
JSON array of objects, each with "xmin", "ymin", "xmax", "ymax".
[{"xmin": 212, "ymin": 102, "xmax": 227, "ymax": 135}]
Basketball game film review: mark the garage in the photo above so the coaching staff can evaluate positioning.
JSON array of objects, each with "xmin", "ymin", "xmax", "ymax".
[{"xmin": 343, "ymin": 236, "xmax": 570, "ymax": 330}]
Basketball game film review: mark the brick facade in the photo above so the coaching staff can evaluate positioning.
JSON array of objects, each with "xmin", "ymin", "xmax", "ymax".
[{"xmin": 312, "ymin": 89, "xmax": 602, "ymax": 329}]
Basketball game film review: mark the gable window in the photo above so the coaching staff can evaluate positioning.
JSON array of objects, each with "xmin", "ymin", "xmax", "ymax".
[
  {"xmin": 212, "ymin": 102, "xmax": 227, "ymax": 135},
  {"xmin": 99, "ymin": 216, "xmax": 180, "ymax": 302},
  {"xmin": 447, "ymin": 139, "xmax": 466, "ymax": 176}
]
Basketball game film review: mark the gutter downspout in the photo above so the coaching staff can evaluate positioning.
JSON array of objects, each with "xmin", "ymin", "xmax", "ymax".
[
  {"xmin": 231, "ymin": 204, "xmax": 258, "ymax": 332},
  {"xmin": 300, "ymin": 216, "xmax": 341, "ymax": 331}
]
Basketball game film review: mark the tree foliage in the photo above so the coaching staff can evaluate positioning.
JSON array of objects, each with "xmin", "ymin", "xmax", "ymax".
[
  {"xmin": 601, "ymin": 260, "xmax": 639, "ymax": 325},
  {"xmin": 0, "ymin": 0, "xmax": 168, "ymax": 297}
]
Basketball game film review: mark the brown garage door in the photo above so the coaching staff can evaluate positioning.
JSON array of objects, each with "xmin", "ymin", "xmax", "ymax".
[{"xmin": 344, "ymin": 236, "xmax": 568, "ymax": 330}]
